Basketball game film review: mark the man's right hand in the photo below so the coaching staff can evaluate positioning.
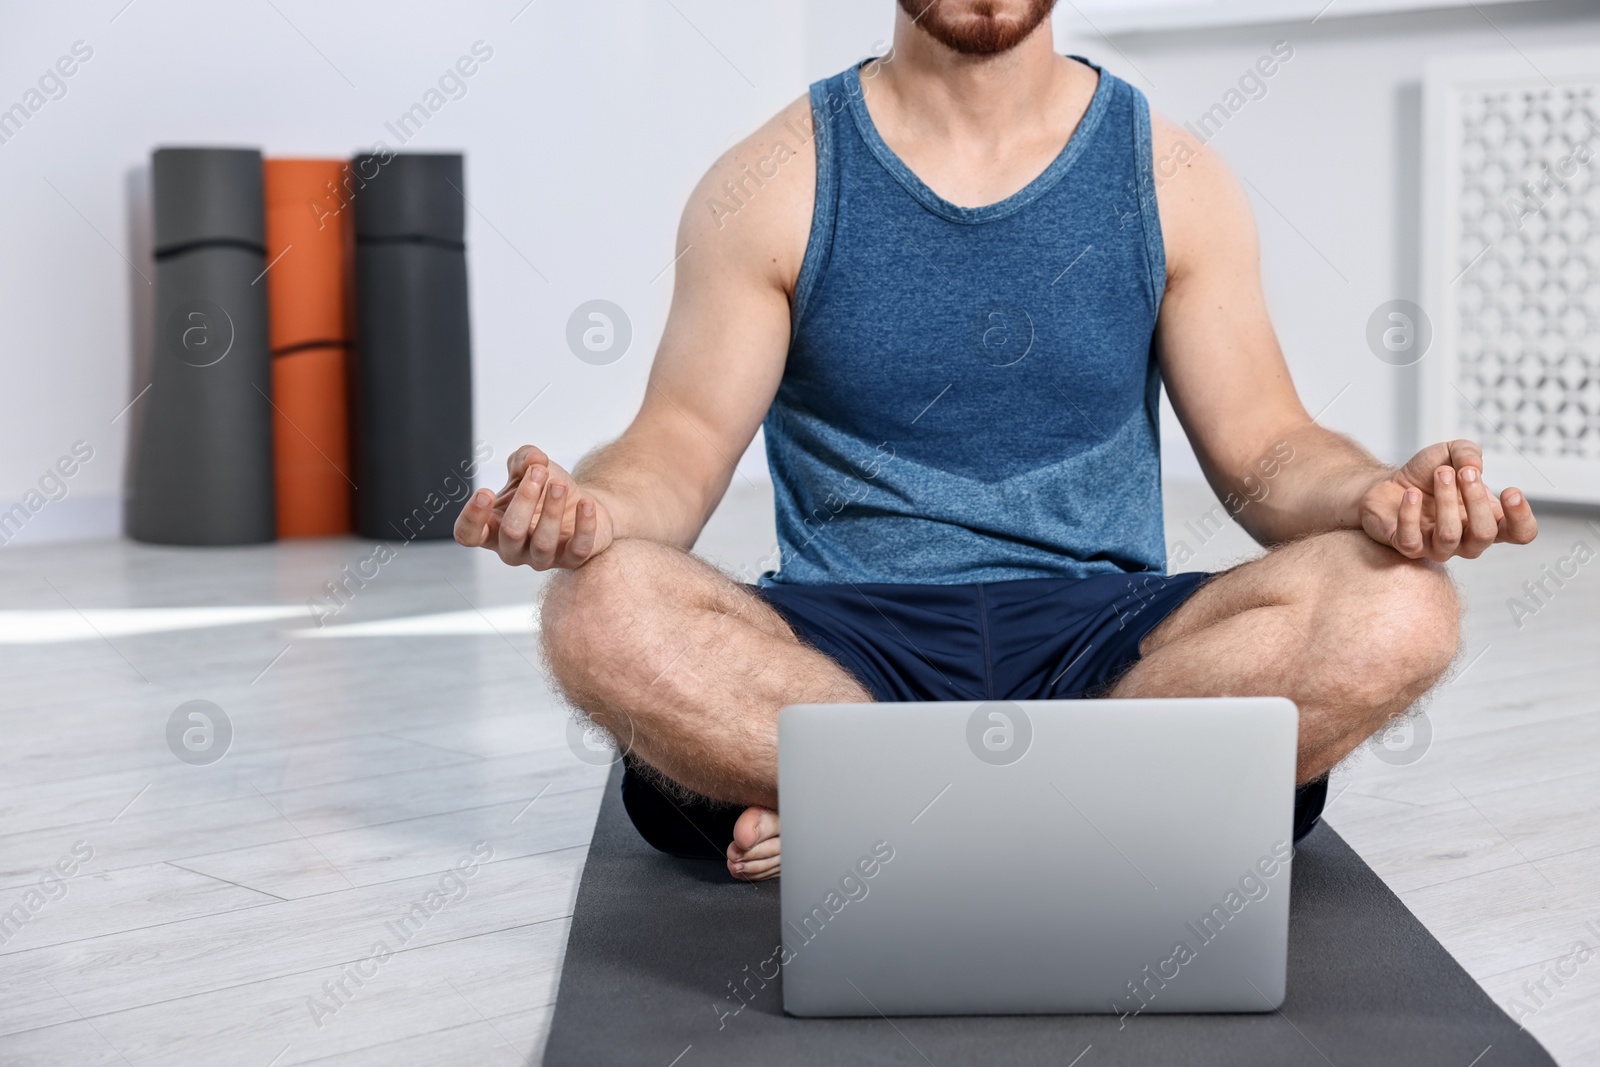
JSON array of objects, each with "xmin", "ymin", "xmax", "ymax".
[{"xmin": 454, "ymin": 445, "xmax": 615, "ymax": 570}]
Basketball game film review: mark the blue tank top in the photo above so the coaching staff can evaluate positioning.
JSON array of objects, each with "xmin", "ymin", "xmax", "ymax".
[{"xmin": 762, "ymin": 57, "xmax": 1167, "ymax": 586}]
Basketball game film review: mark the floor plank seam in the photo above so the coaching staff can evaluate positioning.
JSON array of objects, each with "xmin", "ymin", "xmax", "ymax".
[
  {"xmin": 45, "ymin": 839, "xmax": 596, "ymax": 902},
  {"xmin": 0, "ymin": 895, "xmax": 286, "ymax": 960}
]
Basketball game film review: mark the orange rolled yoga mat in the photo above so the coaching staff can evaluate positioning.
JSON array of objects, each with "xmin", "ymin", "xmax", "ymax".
[{"xmin": 263, "ymin": 159, "xmax": 353, "ymax": 537}]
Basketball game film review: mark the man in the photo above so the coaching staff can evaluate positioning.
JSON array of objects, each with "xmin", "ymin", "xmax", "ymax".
[{"xmin": 456, "ymin": 0, "xmax": 1537, "ymax": 882}]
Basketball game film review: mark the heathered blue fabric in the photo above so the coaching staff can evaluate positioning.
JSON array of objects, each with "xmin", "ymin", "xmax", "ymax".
[{"xmin": 761, "ymin": 57, "xmax": 1167, "ymax": 586}]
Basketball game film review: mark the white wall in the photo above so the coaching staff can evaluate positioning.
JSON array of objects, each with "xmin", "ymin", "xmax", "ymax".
[
  {"xmin": 4, "ymin": 1, "xmax": 1598, "ymax": 544},
  {"xmin": 0, "ymin": 0, "xmax": 804, "ymax": 544}
]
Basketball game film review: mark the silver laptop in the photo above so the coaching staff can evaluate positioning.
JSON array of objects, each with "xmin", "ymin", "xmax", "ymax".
[{"xmin": 777, "ymin": 697, "xmax": 1298, "ymax": 1017}]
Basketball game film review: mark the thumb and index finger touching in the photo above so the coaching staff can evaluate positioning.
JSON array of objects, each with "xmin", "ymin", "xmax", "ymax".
[{"xmin": 455, "ymin": 444, "xmax": 557, "ymax": 550}]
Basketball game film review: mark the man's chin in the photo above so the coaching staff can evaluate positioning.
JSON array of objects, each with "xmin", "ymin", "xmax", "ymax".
[{"xmin": 897, "ymin": 0, "xmax": 1058, "ymax": 57}]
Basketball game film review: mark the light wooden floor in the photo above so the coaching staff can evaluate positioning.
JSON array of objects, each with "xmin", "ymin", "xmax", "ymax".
[{"xmin": 0, "ymin": 482, "xmax": 1595, "ymax": 1065}]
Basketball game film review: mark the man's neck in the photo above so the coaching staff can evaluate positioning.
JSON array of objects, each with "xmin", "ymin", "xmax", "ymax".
[{"xmin": 869, "ymin": 12, "xmax": 1066, "ymax": 147}]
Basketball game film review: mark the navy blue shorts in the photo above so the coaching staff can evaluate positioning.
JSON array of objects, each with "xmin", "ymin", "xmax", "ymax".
[{"xmin": 621, "ymin": 573, "xmax": 1327, "ymax": 860}]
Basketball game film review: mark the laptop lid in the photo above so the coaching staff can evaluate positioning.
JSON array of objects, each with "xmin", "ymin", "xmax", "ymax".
[{"xmin": 777, "ymin": 697, "xmax": 1298, "ymax": 1017}]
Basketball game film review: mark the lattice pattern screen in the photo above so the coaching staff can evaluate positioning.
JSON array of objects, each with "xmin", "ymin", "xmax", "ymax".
[{"xmin": 1452, "ymin": 83, "xmax": 1600, "ymax": 465}]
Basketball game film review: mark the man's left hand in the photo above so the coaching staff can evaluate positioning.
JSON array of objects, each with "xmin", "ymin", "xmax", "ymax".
[{"xmin": 1359, "ymin": 440, "xmax": 1538, "ymax": 561}]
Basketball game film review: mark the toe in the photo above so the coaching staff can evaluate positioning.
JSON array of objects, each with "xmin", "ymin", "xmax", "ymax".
[
  {"xmin": 732, "ymin": 805, "xmax": 779, "ymax": 852},
  {"xmin": 733, "ymin": 854, "xmax": 780, "ymax": 881},
  {"xmin": 739, "ymin": 834, "xmax": 781, "ymax": 862},
  {"xmin": 728, "ymin": 806, "xmax": 781, "ymax": 881}
]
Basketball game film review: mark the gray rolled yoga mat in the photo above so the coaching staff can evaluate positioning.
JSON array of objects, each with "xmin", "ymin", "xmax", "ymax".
[
  {"xmin": 545, "ymin": 765, "xmax": 1557, "ymax": 1066},
  {"xmin": 128, "ymin": 147, "xmax": 275, "ymax": 545},
  {"xmin": 351, "ymin": 152, "xmax": 472, "ymax": 542}
]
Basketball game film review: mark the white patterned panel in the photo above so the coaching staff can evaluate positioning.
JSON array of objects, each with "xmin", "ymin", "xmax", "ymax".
[
  {"xmin": 1424, "ymin": 49, "xmax": 1600, "ymax": 504},
  {"xmin": 1455, "ymin": 85, "xmax": 1599, "ymax": 457}
]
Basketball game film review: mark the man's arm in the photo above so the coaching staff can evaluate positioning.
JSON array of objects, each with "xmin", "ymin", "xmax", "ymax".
[
  {"xmin": 1149, "ymin": 116, "xmax": 1538, "ymax": 560},
  {"xmin": 455, "ymin": 97, "xmax": 816, "ymax": 568}
]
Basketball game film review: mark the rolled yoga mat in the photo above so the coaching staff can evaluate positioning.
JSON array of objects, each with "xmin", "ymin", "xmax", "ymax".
[
  {"xmin": 351, "ymin": 152, "xmax": 472, "ymax": 542},
  {"xmin": 543, "ymin": 764, "xmax": 1558, "ymax": 1067},
  {"xmin": 129, "ymin": 147, "xmax": 275, "ymax": 546},
  {"xmin": 264, "ymin": 158, "xmax": 353, "ymax": 538}
]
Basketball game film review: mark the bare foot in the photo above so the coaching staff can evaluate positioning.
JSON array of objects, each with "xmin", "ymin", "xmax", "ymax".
[{"xmin": 727, "ymin": 806, "xmax": 780, "ymax": 881}]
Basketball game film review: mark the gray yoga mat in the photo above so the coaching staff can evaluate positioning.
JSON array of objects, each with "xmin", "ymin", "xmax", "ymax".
[
  {"xmin": 128, "ymin": 146, "xmax": 275, "ymax": 545},
  {"xmin": 351, "ymin": 152, "xmax": 472, "ymax": 542},
  {"xmin": 545, "ymin": 764, "xmax": 1556, "ymax": 1066}
]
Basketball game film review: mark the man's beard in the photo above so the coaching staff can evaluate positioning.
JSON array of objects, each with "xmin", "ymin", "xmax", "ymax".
[{"xmin": 896, "ymin": 0, "xmax": 1058, "ymax": 57}]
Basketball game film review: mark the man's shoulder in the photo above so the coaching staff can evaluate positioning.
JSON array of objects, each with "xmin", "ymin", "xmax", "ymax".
[
  {"xmin": 691, "ymin": 97, "xmax": 817, "ymax": 221},
  {"xmin": 1146, "ymin": 108, "xmax": 1255, "ymax": 287},
  {"xmin": 676, "ymin": 93, "xmax": 819, "ymax": 290}
]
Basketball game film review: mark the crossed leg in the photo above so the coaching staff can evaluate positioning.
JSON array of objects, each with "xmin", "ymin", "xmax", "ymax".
[
  {"xmin": 540, "ymin": 529, "xmax": 1461, "ymax": 880},
  {"xmin": 540, "ymin": 544, "xmax": 868, "ymax": 878},
  {"xmin": 1115, "ymin": 530, "xmax": 1461, "ymax": 783}
]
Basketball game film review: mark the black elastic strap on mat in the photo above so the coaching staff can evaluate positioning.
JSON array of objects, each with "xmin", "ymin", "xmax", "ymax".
[
  {"xmin": 153, "ymin": 236, "xmax": 268, "ymax": 260},
  {"xmin": 350, "ymin": 152, "xmax": 473, "ymax": 542},
  {"xmin": 129, "ymin": 146, "xmax": 275, "ymax": 546}
]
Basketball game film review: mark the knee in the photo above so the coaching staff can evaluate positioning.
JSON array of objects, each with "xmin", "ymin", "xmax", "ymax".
[
  {"xmin": 1372, "ymin": 559, "xmax": 1460, "ymax": 685},
  {"xmin": 539, "ymin": 539, "xmax": 674, "ymax": 686},
  {"xmin": 1311, "ymin": 531, "xmax": 1461, "ymax": 701}
]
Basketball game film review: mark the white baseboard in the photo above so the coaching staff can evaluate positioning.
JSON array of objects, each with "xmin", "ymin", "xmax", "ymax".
[{"xmin": 0, "ymin": 492, "xmax": 121, "ymax": 547}]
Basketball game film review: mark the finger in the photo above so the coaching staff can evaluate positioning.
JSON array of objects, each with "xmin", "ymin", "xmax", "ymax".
[
  {"xmin": 1430, "ymin": 466, "xmax": 1462, "ymax": 560},
  {"xmin": 498, "ymin": 465, "xmax": 547, "ymax": 557},
  {"xmin": 1402, "ymin": 442, "xmax": 1452, "ymax": 482},
  {"xmin": 558, "ymin": 499, "xmax": 599, "ymax": 566},
  {"xmin": 1457, "ymin": 465, "xmax": 1499, "ymax": 557},
  {"xmin": 499, "ymin": 457, "xmax": 567, "ymax": 510},
  {"xmin": 527, "ymin": 478, "xmax": 571, "ymax": 567},
  {"xmin": 453, "ymin": 488, "xmax": 497, "ymax": 548},
  {"xmin": 506, "ymin": 445, "xmax": 548, "ymax": 483},
  {"xmin": 1498, "ymin": 487, "xmax": 1538, "ymax": 544},
  {"xmin": 1447, "ymin": 439, "xmax": 1485, "ymax": 477},
  {"xmin": 495, "ymin": 449, "xmax": 545, "ymax": 507},
  {"xmin": 495, "ymin": 449, "xmax": 530, "ymax": 499},
  {"xmin": 1394, "ymin": 488, "xmax": 1425, "ymax": 557},
  {"xmin": 494, "ymin": 480, "xmax": 524, "ymax": 509},
  {"xmin": 1483, "ymin": 488, "xmax": 1505, "ymax": 526}
]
